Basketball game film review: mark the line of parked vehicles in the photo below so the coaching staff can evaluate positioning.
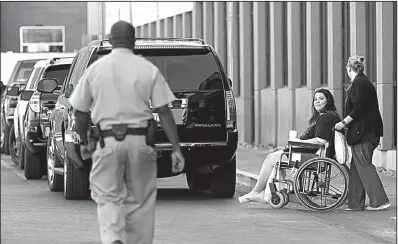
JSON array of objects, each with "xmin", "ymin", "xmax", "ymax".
[{"xmin": 1, "ymin": 38, "xmax": 239, "ymax": 200}]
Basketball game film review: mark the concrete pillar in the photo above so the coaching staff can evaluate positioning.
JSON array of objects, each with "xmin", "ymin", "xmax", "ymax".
[
  {"xmin": 306, "ymin": 2, "xmax": 322, "ymax": 90},
  {"xmin": 270, "ymin": 2, "xmax": 285, "ymax": 146},
  {"xmin": 173, "ymin": 14, "xmax": 182, "ymax": 37},
  {"xmin": 136, "ymin": 26, "xmax": 141, "ymax": 37},
  {"xmin": 237, "ymin": 2, "xmax": 253, "ymax": 144},
  {"xmin": 270, "ymin": 3, "xmax": 284, "ymax": 90},
  {"xmin": 148, "ymin": 22, "xmax": 156, "ymax": 37},
  {"xmin": 226, "ymin": 2, "xmax": 239, "ymax": 95},
  {"xmin": 287, "ymin": 2, "xmax": 302, "ymax": 90},
  {"xmin": 239, "ymin": 2, "xmax": 253, "ymax": 99},
  {"xmin": 87, "ymin": 2, "xmax": 102, "ymax": 37},
  {"xmin": 158, "ymin": 19, "xmax": 165, "ymax": 38},
  {"xmin": 143, "ymin": 24, "xmax": 149, "ymax": 37},
  {"xmin": 182, "ymin": 12, "xmax": 192, "ymax": 38},
  {"xmin": 192, "ymin": 2, "xmax": 203, "ymax": 38},
  {"xmin": 203, "ymin": 2, "xmax": 214, "ymax": 46},
  {"xmin": 164, "ymin": 17, "xmax": 173, "ymax": 38},
  {"xmin": 140, "ymin": 25, "xmax": 145, "ymax": 38},
  {"xmin": 253, "ymin": 2, "xmax": 268, "ymax": 91},
  {"xmin": 327, "ymin": 3, "xmax": 344, "ymax": 115},
  {"xmin": 253, "ymin": 2, "xmax": 268, "ymax": 146},
  {"xmin": 350, "ymin": 2, "xmax": 367, "ymax": 57},
  {"xmin": 376, "ymin": 2, "xmax": 395, "ymax": 150},
  {"xmin": 214, "ymin": 2, "xmax": 227, "ymax": 69},
  {"xmin": 155, "ymin": 20, "xmax": 161, "ymax": 37}
]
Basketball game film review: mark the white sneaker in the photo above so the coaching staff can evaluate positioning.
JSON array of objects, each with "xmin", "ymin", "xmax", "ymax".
[{"xmin": 366, "ymin": 202, "xmax": 391, "ymax": 211}]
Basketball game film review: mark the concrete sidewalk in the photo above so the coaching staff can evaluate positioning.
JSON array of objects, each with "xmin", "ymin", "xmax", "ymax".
[{"xmin": 235, "ymin": 145, "xmax": 397, "ymax": 234}]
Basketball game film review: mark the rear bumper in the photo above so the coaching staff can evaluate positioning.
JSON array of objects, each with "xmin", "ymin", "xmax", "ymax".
[
  {"xmin": 65, "ymin": 130, "xmax": 239, "ymax": 176},
  {"xmin": 156, "ymin": 130, "xmax": 238, "ymax": 176}
]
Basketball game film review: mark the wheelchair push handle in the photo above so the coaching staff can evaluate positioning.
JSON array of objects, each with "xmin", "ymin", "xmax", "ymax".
[{"xmin": 332, "ymin": 127, "xmax": 348, "ymax": 133}]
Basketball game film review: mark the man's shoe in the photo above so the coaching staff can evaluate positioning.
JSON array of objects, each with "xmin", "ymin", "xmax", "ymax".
[
  {"xmin": 366, "ymin": 202, "xmax": 391, "ymax": 211},
  {"xmin": 111, "ymin": 241, "xmax": 123, "ymax": 244}
]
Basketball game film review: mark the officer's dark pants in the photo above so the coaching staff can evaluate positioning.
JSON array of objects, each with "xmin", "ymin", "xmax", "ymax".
[
  {"xmin": 347, "ymin": 140, "xmax": 389, "ymax": 210},
  {"xmin": 90, "ymin": 135, "xmax": 157, "ymax": 244}
]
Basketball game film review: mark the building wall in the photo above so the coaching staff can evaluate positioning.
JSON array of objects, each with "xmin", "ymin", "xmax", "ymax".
[
  {"xmin": 136, "ymin": 2, "xmax": 397, "ymax": 168},
  {"xmin": 0, "ymin": 2, "xmax": 88, "ymax": 52}
]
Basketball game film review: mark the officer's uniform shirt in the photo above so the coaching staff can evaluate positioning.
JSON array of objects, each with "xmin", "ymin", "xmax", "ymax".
[{"xmin": 69, "ymin": 48, "xmax": 176, "ymax": 130}]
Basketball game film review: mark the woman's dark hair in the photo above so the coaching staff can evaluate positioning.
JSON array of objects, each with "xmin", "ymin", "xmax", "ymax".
[{"xmin": 309, "ymin": 88, "xmax": 339, "ymax": 124}]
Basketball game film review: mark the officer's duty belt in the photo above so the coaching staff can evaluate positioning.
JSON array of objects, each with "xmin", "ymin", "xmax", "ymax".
[{"xmin": 101, "ymin": 127, "xmax": 147, "ymax": 138}]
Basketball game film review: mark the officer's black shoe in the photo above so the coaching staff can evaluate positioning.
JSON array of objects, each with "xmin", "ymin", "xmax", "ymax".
[{"xmin": 111, "ymin": 241, "xmax": 123, "ymax": 244}]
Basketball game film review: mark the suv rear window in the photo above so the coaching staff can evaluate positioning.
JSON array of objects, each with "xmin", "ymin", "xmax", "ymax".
[
  {"xmin": 143, "ymin": 49, "xmax": 223, "ymax": 91},
  {"xmin": 95, "ymin": 48, "xmax": 224, "ymax": 91},
  {"xmin": 27, "ymin": 67, "xmax": 45, "ymax": 90},
  {"xmin": 9, "ymin": 59, "xmax": 40, "ymax": 85},
  {"xmin": 43, "ymin": 64, "xmax": 70, "ymax": 86}
]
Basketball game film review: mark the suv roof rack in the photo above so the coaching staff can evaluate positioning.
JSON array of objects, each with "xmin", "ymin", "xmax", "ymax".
[
  {"xmin": 49, "ymin": 57, "xmax": 74, "ymax": 65},
  {"xmin": 135, "ymin": 38, "xmax": 205, "ymax": 44},
  {"xmin": 90, "ymin": 38, "xmax": 206, "ymax": 47}
]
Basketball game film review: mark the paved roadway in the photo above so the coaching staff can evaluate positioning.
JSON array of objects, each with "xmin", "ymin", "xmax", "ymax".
[{"xmin": 1, "ymin": 154, "xmax": 396, "ymax": 244}]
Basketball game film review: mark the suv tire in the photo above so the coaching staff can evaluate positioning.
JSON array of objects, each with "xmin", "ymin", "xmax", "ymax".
[
  {"xmin": 186, "ymin": 172, "xmax": 210, "ymax": 191},
  {"xmin": 19, "ymin": 142, "xmax": 25, "ymax": 170},
  {"xmin": 24, "ymin": 149, "xmax": 44, "ymax": 179},
  {"xmin": 47, "ymin": 137, "xmax": 63, "ymax": 192},
  {"xmin": 209, "ymin": 156, "xmax": 236, "ymax": 198},
  {"xmin": 64, "ymin": 151, "xmax": 90, "ymax": 200},
  {"xmin": 9, "ymin": 125, "xmax": 19, "ymax": 165},
  {"xmin": 1, "ymin": 121, "xmax": 10, "ymax": 154}
]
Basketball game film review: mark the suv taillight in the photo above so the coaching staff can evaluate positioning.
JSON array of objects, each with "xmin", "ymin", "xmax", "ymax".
[
  {"xmin": 29, "ymin": 93, "xmax": 41, "ymax": 113},
  {"xmin": 225, "ymin": 90, "xmax": 236, "ymax": 129}
]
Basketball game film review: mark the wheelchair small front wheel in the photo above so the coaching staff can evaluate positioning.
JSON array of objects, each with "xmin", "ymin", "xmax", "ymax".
[
  {"xmin": 269, "ymin": 191, "xmax": 285, "ymax": 209},
  {"xmin": 280, "ymin": 189, "xmax": 289, "ymax": 207}
]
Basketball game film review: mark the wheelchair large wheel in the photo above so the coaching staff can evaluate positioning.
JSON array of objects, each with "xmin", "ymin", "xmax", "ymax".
[{"xmin": 293, "ymin": 157, "xmax": 349, "ymax": 212}]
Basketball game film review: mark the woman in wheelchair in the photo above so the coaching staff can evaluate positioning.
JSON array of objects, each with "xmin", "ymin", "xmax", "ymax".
[{"xmin": 239, "ymin": 89, "xmax": 344, "ymax": 210}]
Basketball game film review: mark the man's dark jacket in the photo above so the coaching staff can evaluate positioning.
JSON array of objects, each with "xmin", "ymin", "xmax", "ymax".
[{"xmin": 344, "ymin": 73, "xmax": 383, "ymax": 145}]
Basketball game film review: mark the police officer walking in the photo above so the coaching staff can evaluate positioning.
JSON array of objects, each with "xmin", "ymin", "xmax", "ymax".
[{"xmin": 69, "ymin": 21, "xmax": 185, "ymax": 244}]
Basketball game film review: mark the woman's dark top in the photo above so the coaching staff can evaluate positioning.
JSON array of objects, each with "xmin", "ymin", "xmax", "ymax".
[
  {"xmin": 284, "ymin": 111, "xmax": 341, "ymax": 157},
  {"xmin": 345, "ymin": 73, "xmax": 383, "ymax": 145},
  {"xmin": 300, "ymin": 111, "xmax": 341, "ymax": 141}
]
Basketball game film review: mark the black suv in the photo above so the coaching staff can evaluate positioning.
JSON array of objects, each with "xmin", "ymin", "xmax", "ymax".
[
  {"xmin": 20, "ymin": 57, "xmax": 74, "ymax": 180},
  {"xmin": 48, "ymin": 38, "xmax": 238, "ymax": 200},
  {"xmin": 1, "ymin": 59, "xmax": 41, "ymax": 154}
]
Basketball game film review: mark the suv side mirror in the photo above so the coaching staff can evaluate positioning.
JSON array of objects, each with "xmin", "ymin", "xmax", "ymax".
[
  {"xmin": 227, "ymin": 78, "xmax": 232, "ymax": 88},
  {"xmin": 37, "ymin": 78, "xmax": 58, "ymax": 93},
  {"xmin": 6, "ymin": 86, "xmax": 19, "ymax": 96},
  {"xmin": 20, "ymin": 90, "xmax": 34, "ymax": 101},
  {"xmin": 65, "ymin": 84, "xmax": 74, "ymax": 98}
]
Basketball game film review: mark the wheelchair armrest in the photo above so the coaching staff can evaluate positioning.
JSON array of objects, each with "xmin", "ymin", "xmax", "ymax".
[{"xmin": 287, "ymin": 140, "xmax": 325, "ymax": 150}]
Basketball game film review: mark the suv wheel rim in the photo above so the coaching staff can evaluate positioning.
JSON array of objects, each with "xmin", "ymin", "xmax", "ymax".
[
  {"xmin": 1, "ymin": 125, "xmax": 4, "ymax": 148},
  {"xmin": 47, "ymin": 138, "xmax": 55, "ymax": 185},
  {"xmin": 13, "ymin": 137, "xmax": 19, "ymax": 158}
]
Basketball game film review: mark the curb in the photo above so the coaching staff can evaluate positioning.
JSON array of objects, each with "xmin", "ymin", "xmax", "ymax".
[
  {"xmin": 390, "ymin": 217, "xmax": 397, "ymax": 234},
  {"xmin": 236, "ymin": 169, "xmax": 259, "ymax": 188}
]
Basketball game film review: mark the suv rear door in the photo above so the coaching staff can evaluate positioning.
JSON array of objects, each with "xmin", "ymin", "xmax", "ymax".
[
  {"xmin": 139, "ymin": 48, "xmax": 228, "ymax": 144},
  {"xmin": 38, "ymin": 64, "xmax": 72, "ymax": 138},
  {"xmin": 53, "ymin": 48, "xmax": 91, "ymax": 157}
]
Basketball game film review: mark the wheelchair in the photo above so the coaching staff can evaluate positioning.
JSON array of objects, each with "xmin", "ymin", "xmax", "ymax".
[{"xmin": 268, "ymin": 139, "xmax": 350, "ymax": 212}]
